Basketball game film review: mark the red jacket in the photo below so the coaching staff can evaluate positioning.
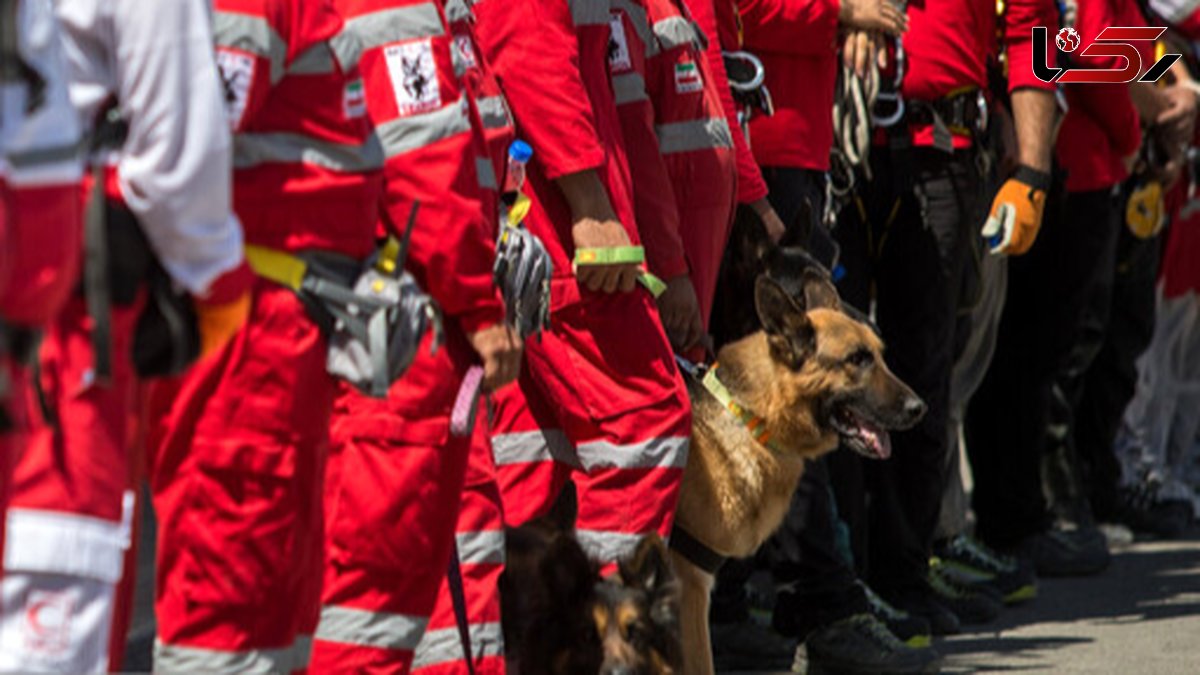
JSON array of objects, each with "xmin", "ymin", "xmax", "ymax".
[
  {"xmin": 214, "ymin": 0, "xmax": 384, "ymax": 259},
  {"xmin": 474, "ymin": 0, "xmax": 642, "ymax": 293},
  {"xmin": 336, "ymin": 0, "xmax": 504, "ymax": 334},
  {"xmin": 740, "ymin": 0, "xmax": 839, "ymax": 170},
  {"xmin": 1056, "ymin": 0, "xmax": 1145, "ymax": 193},
  {"xmin": 690, "ymin": 0, "xmax": 769, "ymax": 203}
]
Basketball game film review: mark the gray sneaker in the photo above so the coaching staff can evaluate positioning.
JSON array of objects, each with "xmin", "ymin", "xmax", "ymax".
[{"xmin": 800, "ymin": 613, "xmax": 941, "ymax": 674}]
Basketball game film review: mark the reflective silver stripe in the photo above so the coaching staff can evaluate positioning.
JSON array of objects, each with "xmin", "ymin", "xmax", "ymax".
[
  {"xmin": 330, "ymin": 29, "xmax": 365, "ymax": 72},
  {"xmin": 347, "ymin": 3, "xmax": 445, "ymax": 52},
  {"xmin": 234, "ymin": 132, "xmax": 384, "ymax": 172},
  {"xmin": 653, "ymin": 16, "xmax": 698, "ymax": 51},
  {"xmin": 656, "ymin": 117, "xmax": 733, "ymax": 154},
  {"xmin": 286, "ymin": 32, "xmax": 363, "ymax": 75},
  {"xmin": 6, "ymin": 140, "xmax": 84, "ymax": 170},
  {"xmin": 576, "ymin": 530, "xmax": 644, "ymax": 563},
  {"xmin": 457, "ymin": 529, "xmax": 505, "ymax": 566},
  {"xmin": 610, "ymin": 0, "xmax": 654, "ymax": 55},
  {"xmin": 375, "ymin": 96, "xmax": 472, "ymax": 159},
  {"xmin": 612, "ymin": 72, "xmax": 648, "ymax": 105},
  {"xmin": 412, "ymin": 622, "xmax": 504, "ymax": 670},
  {"xmin": 315, "ymin": 605, "xmax": 427, "ymax": 650},
  {"xmin": 569, "ymin": 0, "xmax": 612, "ymax": 26},
  {"xmin": 475, "ymin": 95, "xmax": 511, "ymax": 130},
  {"xmin": 491, "ymin": 429, "xmax": 580, "ymax": 468},
  {"xmin": 476, "ymin": 156, "xmax": 497, "ymax": 191},
  {"xmin": 575, "ymin": 436, "xmax": 689, "ymax": 471},
  {"xmin": 444, "ymin": 0, "xmax": 473, "ymax": 24},
  {"xmin": 154, "ymin": 636, "xmax": 312, "ymax": 673},
  {"xmin": 214, "ymin": 11, "xmax": 286, "ymax": 85}
]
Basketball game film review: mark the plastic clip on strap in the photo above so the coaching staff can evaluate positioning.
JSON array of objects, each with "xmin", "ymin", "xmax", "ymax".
[{"xmin": 571, "ymin": 246, "xmax": 666, "ymax": 297}]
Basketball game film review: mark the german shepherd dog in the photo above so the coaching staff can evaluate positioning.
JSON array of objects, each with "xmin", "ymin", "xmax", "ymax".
[
  {"xmin": 672, "ymin": 212, "xmax": 926, "ymax": 675},
  {"xmin": 501, "ymin": 489, "xmax": 683, "ymax": 675}
]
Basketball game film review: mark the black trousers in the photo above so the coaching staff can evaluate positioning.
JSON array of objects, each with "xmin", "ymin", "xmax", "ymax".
[
  {"xmin": 834, "ymin": 148, "xmax": 984, "ymax": 594},
  {"xmin": 966, "ymin": 187, "xmax": 1123, "ymax": 547},
  {"xmin": 710, "ymin": 168, "xmax": 866, "ymax": 633},
  {"xmin": 1075, "ymin": 226, "xmax": 1163, "ymax": 521}
]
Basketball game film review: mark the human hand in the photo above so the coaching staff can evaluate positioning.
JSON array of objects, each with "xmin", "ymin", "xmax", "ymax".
[
  {"xmin": 466, "ymin": 322, "xmax": 523, "ymax": 390},
  {"xmin": 656, "ymin": 275, "xmax": 704, "ymax": 351},
  {"xmin": 839, "ymin": 0, "xmax": 907, "ymax": 35}
]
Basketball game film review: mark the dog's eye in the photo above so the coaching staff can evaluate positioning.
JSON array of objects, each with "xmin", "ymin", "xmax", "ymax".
[{"xmin": 846, "ymin": 349, "xmax": 874, "ymax": 368}]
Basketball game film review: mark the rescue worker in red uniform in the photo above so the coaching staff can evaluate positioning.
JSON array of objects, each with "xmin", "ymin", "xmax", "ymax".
[
  {"xmin": 146, "ymin": 1, "xmax": 383, "ymax": 669},
  {"xmin": 2, "ymin": 0, "xmax": 247, "ymax": 671},
  {"xmin": 969, "ymin": 0, "xmax": 1197, "ymax": 572},
  {"xmin": 474, "ymin": 0, "xmax": 693, "ymax": 569},
  {"xmin": 309, "ymin": 0, "xmax": 520, "ymax": 672},
  {"xmin": 0, "ymin": 0, "xmax": 84, "ymax": 623},
  {"xmin": 833, "ymin": 0, "xmax": 1059, "ymax": 636},
  {"xmin": 411, "ymin": 2, "xmax": 515, "ymax": 673},
  {"xmin": 610, "ymin": 0, "xmax": 737, "ymax": 353}
]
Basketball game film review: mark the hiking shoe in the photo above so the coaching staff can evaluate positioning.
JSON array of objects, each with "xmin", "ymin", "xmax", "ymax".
[
  {"xmin": 710, "ymin": 618, "xmax": 798, "ymax": 671},
  {"xmin": 885, "ymin": 587, "xmax": 961, "ymax": 636},
  {"xmin": 927, "ymin": 561, "xmax": 1002, "ymax": 625},
  {"xmin": 1017, "ymin": 528, "xmax": 1110, "ymax": 577},
  {"xmin": 934, "ymin": 535, "xmax": 1038, "ymax": 605},
  {"xmin": 800, "ymin": 613, "xmax": 941, "ymax": 674},
  {"xmin": 861, "ymin": 582, "xmax": 932, "ymax": 648},
  {"xmin": 1116, "ymin": 489, "xmax": 1194, "ymax": 539}
]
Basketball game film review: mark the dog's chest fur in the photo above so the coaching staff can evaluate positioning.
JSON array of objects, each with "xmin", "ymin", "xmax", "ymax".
[{"xmin": 674, "ymin": 339, "xmax": 817, "ymax": 558}]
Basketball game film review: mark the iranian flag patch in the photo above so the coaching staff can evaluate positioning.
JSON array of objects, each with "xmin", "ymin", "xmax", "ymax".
[
  {"xmin": 674, "ymin": 60, "xmax": 702, "ymax": 94},
  {"xmin": 343, "ymin": 79, "xmax": 367, "ymax": 119}
]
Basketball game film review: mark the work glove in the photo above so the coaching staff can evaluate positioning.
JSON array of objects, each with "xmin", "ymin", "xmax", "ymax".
[
  {"xmin": 1125, "ymin": 180, "xmax": 1166, "ymax": 239},
  {"xmin": 981, "ymin": 166, "xmax": 1052, "ymax": 256},
  {"xmin": 194, "ymin": 261, "xmax": 254, "ymax": 358}
]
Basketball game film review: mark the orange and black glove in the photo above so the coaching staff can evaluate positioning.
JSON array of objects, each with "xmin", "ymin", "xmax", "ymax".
[
  {"xmin": 194, "ymin": 260, "xmax": 254, "ymax": 358},
  {"xmin": 981, "ymin": 166, "xmax": 1052, "ymax": 256}
]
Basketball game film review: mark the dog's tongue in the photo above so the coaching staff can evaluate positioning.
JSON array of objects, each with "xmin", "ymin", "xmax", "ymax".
[{"xmin": 856, "ymin": 419, "xmax": 892, "ymax": 460}]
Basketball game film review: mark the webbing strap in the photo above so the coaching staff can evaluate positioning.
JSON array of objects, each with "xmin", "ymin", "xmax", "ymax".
[
  {"xmin": 84, "ymin": 165, "xmax": 112, "ymax": 383},
  {"xmin": 244, "ymin": 245, "xmax": 308, "ymax": 291},
  {"xmin": 573, "ymin": 245, "xmax": 645, "ymax": 266},
  {"xmin": 447, "ymin": 542, "xmax": 478, "ymax": 675},
  {"xmin": 668, "ymin": 524, "xmax": 726, "ymax": 575}
]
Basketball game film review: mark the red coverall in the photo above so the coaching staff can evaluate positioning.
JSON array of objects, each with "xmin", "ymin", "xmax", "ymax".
[
  {"xmin": 0, "ymin": 0, "xmax": 84, "ymax": 621},
  {"xmin": 310, "ymin": 0, "xmax": 506, "ymax": 672},
  {"xmin": 740, "ymin": 0, "xmax": 838, "ymax": 171},
  {"xmin": 411, "ymin": 3, "xmax": 512, "ymax": 674},
  {"xmin": 147, "ymin": 1, "xmax": 384, "ymax": 670},
  {"xmin": 474, "ymin": 0, "xmax": 692, "ymax": 568},
  {"xmin": 611, "ymin": 0, "xmax": 737, "ymax": 326}
]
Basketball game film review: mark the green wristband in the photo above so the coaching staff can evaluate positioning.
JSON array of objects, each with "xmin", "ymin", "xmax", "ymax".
[{"xmin": 573, "ymin": 246, "xmax": 646, "ymax": 266}]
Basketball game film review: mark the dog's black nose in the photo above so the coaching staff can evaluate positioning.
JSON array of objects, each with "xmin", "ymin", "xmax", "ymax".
[{"xmin": 904, "ymin": 397, "xmax": 927, "ymax": 424}]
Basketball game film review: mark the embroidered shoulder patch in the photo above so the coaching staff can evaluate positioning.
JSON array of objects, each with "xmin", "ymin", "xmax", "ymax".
[
  {"xmin": 215, "ymin": 48, "xmax": 256, "ymax": 130},
  {"xmin": 343, "ymin": 79, "xmax": 367, "ymax": 119},
  {"xmin": 384, "ymin": 38, "xmax": 441, "ymax": 116},
  {"xmin": 608, "ymin": 14, "xmax": 632, "ymax": 73}
]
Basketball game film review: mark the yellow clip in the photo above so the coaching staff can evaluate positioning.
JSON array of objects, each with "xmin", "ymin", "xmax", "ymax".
[
  {"xmin": 508, "ymin": 193, "xmax": 533, "ymax": 225},
  {"xmin": 244, "ymin": 245, "xmax": 308, "ymax": 292},
  {"xmin": 377, "ymin": 236, "xmax": 402, "ymax": 275}
]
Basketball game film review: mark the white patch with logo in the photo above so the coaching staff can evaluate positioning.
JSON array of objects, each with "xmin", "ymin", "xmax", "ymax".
[
  {"xmin": 452, "ymin": 35, "xmax": 478, "ymax": 72},
  {"xmin": 215, "ymin": 48, "xmax": 256, "ymax": 130},
  {"xmin": 384, "ymin": 38, "xmax": 441, "ymax": 116},
  {"xmin": 343, "ymin": 79, "xmax": 367, "ymax": 119},
  {"xmin": 608, "ymin": 14, "xmax": 632, "ymax": 73},
  {"xmin": 674, "ymin": 60, "xmax": 703, "ymax": 94}
]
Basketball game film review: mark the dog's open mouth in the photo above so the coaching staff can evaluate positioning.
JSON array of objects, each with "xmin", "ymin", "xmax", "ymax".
[{"xmin": 830, "ymin": 406, "xmax": 892, "ymax": 460}]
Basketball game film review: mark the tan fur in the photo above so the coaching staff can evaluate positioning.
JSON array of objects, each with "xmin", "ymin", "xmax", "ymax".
[{"xmin": 672, "ymin": 308, "xmax": 897, "ymax": 675}]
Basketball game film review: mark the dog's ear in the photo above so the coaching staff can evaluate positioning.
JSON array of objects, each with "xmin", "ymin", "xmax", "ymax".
[
  {"xmin": 755, "ymin": 275, "xmax": 816, "ymax": 368},
  {"xmin": 542, "ymin": 534, "xmax": 597, "ymax": 606},
  {"xmin": 620, "ymin": 536, "xmax": 681, "ymax": 652},
  {"xmin": 544, "ymin": 481, "xmax": 579, "ymax": 534},
  {"xmin": 802, "ymin": 269, "xmax": 841, "ymax": 312}
]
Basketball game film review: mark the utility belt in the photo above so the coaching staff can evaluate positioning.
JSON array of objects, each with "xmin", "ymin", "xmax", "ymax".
[
  {"xmin": 244, "ymin": 211, "xmax": 443, "ymax": 399},
  {"xmin": 876, "ymin": 88, "xmax": 989, "ymax": 151}
]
